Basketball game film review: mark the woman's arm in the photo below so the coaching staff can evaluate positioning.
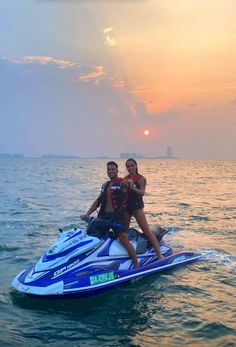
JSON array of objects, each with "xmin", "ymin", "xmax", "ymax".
[
  {"xmin": 130, "ymin": 176, "xmax": 146, "ymax": 196},
  {"xmin": 120, "ymin": 179, "xmax": 129, "ymax": 192}
]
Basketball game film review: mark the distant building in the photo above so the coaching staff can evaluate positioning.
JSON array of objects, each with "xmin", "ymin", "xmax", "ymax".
[
  {"xmin": 0, "ymin": 153, "xmax": 11, "ymax": 158},
  {"xmin": 41, "ymin": 154, "xmax": 79, "ymax": 159},
  {"xmin": 152, "ymin": 146, "xmax": 178, "ymax": 160},
  {"xmin": 12, "ymin": 154, "xmax": 24, "ymax": 158},
  {"xmin": 166, "ymin": 146, "xmax": 172, "ymax": 158},
  {"xmin": 94, "ymin": 156, "xmax": 109, "ymax": 159},
  {"xmin": 120, "ymin": 152, "xmax": 145, "ymax": 159}
]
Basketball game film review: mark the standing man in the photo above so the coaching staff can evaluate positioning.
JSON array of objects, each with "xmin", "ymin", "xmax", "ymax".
[{"xmin": 80, "ymin": 161, "xmax": 139, "ymax": 268}]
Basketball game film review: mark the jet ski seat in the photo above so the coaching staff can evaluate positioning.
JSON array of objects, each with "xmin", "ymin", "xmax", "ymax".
[
  {"xmin": 125, "ymin": 228, "xmax": 149, "ymax": 254},
  {"xmin": 125, "ymin": 226, "xmax": 168, "ymax": 254}
]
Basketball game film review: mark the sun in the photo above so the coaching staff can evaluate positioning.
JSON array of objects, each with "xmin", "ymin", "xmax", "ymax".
[{"xmin": 144, "ymin": 129, "xmax": 150, "ymax": 136}]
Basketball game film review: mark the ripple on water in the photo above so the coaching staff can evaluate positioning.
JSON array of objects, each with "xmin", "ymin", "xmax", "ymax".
[
  {"xmin": 165, "ymin": 283, "xmax": 207, "ymax": 296},
  {"xmin": 191, "ymin": 322, "xmax": 235, "ymax": 339},
  {"xmin": 178, "ymin": 202, "xmax": 191, "ymax": 207},
  {"xmin": 0, "ymin": 244, "xmax": 20, "ymax": 253},
  {"xmin": 190, "ymin": 215, "xmax": 210, "ymax": 221}
]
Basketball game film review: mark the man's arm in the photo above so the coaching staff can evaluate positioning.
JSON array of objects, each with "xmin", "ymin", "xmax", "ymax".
[{"xmin": 80, "ymin": 194, "xmax": 101, "ymax": 220}]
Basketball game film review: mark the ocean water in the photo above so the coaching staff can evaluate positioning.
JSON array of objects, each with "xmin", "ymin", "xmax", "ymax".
[{"xmin": 0, "ymin": 159, "xmax": 235, "ymax": 347}]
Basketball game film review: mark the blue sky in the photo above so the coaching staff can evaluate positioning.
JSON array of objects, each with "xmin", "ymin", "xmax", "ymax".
[{"xmin": 1, "ymin": 0, "xmax": 236, "ymax": 159}]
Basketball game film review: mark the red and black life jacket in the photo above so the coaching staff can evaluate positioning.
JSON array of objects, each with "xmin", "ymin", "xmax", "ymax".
[
  {"xmin": 124, "ymin": 174, "xmax": 143, "ymax": 188},
  {"xmin": 98, "ymin": 177, "xmax": 126, "ymax": 217}
]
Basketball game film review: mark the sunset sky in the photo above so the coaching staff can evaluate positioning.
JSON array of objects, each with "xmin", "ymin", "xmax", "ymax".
[{"xmin": 1, "ymin": 0, "xmax": 236, "ymax": 159}]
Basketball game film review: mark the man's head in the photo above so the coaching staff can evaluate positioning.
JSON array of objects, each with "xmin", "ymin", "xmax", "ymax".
[{"xmin": 106, "ymin": 161, "xmax": 118, "ymax": 180}]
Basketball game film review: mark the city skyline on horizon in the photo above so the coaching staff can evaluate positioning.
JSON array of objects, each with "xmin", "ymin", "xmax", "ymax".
[{"xmin": 0, "ymin": 145, "xmax": 179, "ymax": 159}]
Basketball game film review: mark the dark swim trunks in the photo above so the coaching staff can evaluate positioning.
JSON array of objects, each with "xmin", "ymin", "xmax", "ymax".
[{"xmin": 86, "ymin": 212, "xmax": 124, "ymax": 238}]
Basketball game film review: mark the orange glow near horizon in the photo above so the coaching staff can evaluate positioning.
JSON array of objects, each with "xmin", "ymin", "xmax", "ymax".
[{"xmin": 102, "ymin": 1, "xmax": 236, "ymax": 113}]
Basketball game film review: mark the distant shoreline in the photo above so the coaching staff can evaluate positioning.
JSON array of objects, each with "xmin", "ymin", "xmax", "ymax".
[{"xmin": 0, "ymin": 155, "xmax": 179, "ymax": 160}]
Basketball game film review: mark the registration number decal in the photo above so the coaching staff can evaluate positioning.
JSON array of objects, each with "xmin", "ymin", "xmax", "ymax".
[{"xmin": 89, "ymin": 272, "xmax": 115, "ymax": 285}]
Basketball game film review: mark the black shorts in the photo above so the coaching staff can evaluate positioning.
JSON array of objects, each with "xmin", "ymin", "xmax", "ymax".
[{"xmin": 125, "ymin": 201, "xmax": 144, "ymax": 215}]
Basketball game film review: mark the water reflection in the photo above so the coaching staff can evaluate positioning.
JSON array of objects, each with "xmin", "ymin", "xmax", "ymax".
[{"xmin": 10, "ymin": 278, "xmax": 165, "ymax": 346}]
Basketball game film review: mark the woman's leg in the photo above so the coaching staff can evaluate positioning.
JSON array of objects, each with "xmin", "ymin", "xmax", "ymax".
[
  {"xmin": 118, "ymin": 232, "xmax": 139, "ymax": 268},
  {"xmin": 133, "ymin": 209, "xmax": 164, "ymax": 259}
]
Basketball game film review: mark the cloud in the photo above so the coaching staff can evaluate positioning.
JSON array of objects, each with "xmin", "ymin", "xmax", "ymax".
[
  {"xmin": 0, "ymin": 55, "xmax": 129, "ymax": 156},
  {"xmin": 103, "ymin": 27, "xmax": 117, "ymax": 47},
  {"xmin": 1, "ymin": 57, "xmax": 22, "ymax": 64},
  {"xmin": 0, "ymin": 55, "xmax": 182, "ymax": 150},
  {"xmin": 109, "ymin": 74, "xmax": 127, "ymax": 90},
  {"xmin": 133, "ymin": 85, "xmax": 153, "ymax": 93},
  {"xmin": 2, "ymin": 55, "xmax": 77, "ymax": 69},
  {"xmin": 125, "ymin": 100, "xmax": 182, "ymax": 125},
  {"xmin": 78, "ymin": 65, "xmax": 106, "ymax": 84},
  {"xmin": 23, "ymin": 56, "xmax": 77, "ymax": 69},
  {"xmin": 1, "ymin": 55, "xmax": 107, "ymax": 85},
  {"xmin": 0, "ymin": 56, "xmax": 183, "ymax": 126}
]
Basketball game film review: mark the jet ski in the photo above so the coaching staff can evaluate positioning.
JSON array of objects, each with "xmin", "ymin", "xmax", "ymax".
[{"xmin": 11, "ymin": 224, "xmax": 201, "ymax": 298}]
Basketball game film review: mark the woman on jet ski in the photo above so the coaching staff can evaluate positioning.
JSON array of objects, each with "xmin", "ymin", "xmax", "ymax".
[{"xmin": 123, "ymin": 158, "xmax": 164, "ymax": 260}]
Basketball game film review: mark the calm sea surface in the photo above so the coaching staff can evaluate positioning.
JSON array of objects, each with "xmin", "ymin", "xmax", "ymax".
[{"xmin": 0, "ymin": 159, "xmax": 235, "ymax": 347}]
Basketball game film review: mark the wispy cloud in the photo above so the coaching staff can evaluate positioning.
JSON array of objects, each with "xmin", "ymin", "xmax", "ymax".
[
  {"xmin": 1, "ymin": 55, "xmax": 181, "ymax": 125},
  {"xmin": 103, "ymin": 27, "xmax": 117, "ymax": 47},
  {"xmin": 127, "ymin": 100, "xmax": 182, "ymax": 123},
  {"xmin": 1, "ymin": 55, "xmax": 106, "ymax": 85},
  {"xmin": 110, "ymin": 74, "xmax": 126, "ymax": 90},
  {"xmin": 23, "ymin": 56, "xmax": 77, "ymax": 69},
  {"xmin": 2, "ymin": 57, "xmax": 22, "ymax": 64},
  {"xmin": 133, "ymin": 85, "xmax": 153, "ymax": 93},
  {"xmin": 3, "ymin": 55, "xmax": 77, "ymax": 69},
  {"xmin": 78, "ymin": 65, "xmax": 106, "ymax": 84}
]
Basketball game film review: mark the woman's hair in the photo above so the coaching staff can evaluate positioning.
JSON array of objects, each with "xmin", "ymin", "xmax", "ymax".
[{"xmin": 125, "ymin": 158, "xmax": 138, "ymax": 174}]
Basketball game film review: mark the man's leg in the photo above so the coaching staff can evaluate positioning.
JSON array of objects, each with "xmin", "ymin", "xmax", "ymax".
[
  {"xmin": 86, "ymin": 217, "xmax": 111, "ymax": 236},
  {"xmin": 123, "ymin": 211, "xmax": 132, "ymax": 230}
]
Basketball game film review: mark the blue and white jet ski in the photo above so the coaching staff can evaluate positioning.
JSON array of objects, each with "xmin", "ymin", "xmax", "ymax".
[{"xmin": 11, "ymin": 225, "xmax": 201, "ymax": 298}]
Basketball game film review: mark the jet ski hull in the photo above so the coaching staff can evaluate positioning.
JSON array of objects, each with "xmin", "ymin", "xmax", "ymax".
[{"xmin": 12, "ymin": 247, "xmax": 201, "ymax": 299}]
